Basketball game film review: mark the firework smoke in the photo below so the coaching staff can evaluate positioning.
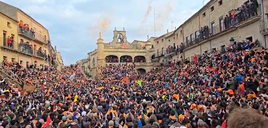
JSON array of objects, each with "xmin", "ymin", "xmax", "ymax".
[{"xmin": 88, "ymin": 15, "xmax": 111, "ymax": 39}]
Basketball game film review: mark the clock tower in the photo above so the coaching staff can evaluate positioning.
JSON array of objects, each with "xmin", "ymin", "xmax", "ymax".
[{"xmin": 112, "ymin": 27, "xmax": 127, "ymax": 44}]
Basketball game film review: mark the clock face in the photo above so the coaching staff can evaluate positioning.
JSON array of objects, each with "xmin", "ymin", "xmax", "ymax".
[{"xmin": 117, "ymin": 33, "xmax": 124, "ymax": 43}]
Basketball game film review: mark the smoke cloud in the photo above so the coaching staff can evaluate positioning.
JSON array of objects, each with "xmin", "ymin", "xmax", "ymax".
[{"xmin": 88, "ymin": 15, "xmax": 111, "ymax": 39}]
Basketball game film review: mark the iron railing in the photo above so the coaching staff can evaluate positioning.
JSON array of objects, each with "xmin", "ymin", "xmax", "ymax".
[
  {"xmin": 18, "ymin": 27, "xmax": 35, "ymax": 40},
  {"xmin": 18, "ymin": 27, "xmax": 47, "ymax": 44},
  {"xmin": 0, "ymin": 38, "xmax": 17, "ymax": 50}
]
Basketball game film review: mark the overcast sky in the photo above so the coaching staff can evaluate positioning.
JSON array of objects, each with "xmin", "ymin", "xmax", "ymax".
[{"xmin": 1, "ymin": 0, "xmax": 209, "ymax": 65}]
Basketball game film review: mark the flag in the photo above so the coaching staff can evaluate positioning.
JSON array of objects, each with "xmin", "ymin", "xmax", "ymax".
[
  {"xmin": 69, "ymin": 73, "xmax": 76, "ymax": 81},
  {"xmin": 42, "ymin": 116, "xmax": 51, "ymax": 127},
  {"xmin": 135, "ymin": 80, "xmax": 142, "ymax": 86},
  {"xmin": 122, "ymin": 77, "xmax": 129, "ymax": 85}
]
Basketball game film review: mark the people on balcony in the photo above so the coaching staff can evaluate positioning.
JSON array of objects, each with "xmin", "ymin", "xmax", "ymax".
[
  {"xmin": 18, "ymin": 20, "xmax": 35, "ymax": 38},
  {"xmin": 37, "ymin": 48, "xmax": 46, "ymax": 58},
  {"xmin": 134, "ymin": 56, "xmax": 146, "ymax": 62},
  {"xmin": 106, "ymin": 56, "xmax": 118, "ymax": 63},
  {"xmin": 19, "ymin": 40, "xmax": 33, "ymax": 55},
  {"xmin": 7, "ymin": 36, "xmax": 13, "ymax": 48},
  {"xmin": 186, "ymin": 0, "xmax": 259, "ymax": 47},
  {"xmin": 120, "ymin": 56, "xmax": 132, "ymax": 62}
]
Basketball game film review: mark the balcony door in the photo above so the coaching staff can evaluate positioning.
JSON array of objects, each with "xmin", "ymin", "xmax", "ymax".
[{"xmin": 3, "ymin": 31, "xmax": 6, "ymax": 46}]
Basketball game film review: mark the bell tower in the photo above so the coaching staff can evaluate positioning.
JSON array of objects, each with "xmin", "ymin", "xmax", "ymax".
[{"xmin": 112, "ymin": 27, "xmax": 127, "ymax": 44}]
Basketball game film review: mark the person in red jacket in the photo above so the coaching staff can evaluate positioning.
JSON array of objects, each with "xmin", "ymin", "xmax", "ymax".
[{"xmin": 7, "ymin": 36, "xmax": 12, "ymax": 48}]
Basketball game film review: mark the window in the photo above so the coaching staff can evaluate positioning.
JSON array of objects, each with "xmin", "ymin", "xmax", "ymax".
[
  {"xmin": 186, "ymin": 36, "xmax": 189, "ymax": 43},
  {"xmin": 168, "ymin": 39, "xmax": 170, "ymax": 42},
  {"xmin": 219, "ymin": 18, "xmax": 224, "ymax": 31},
  {"xmin": 211, "ymin": 21, "xmax": 215, "ymax": 35},
  {"xmin": 7, "ymin": 22, "xmax": 11, "ymax": 28},
  {"xmin": 246, "ymin": 36, "xmax": 253, "ymax": 42},
  {"xmin": 157, "ymin": 49, "xmax": 159, "ymax": 56},
  {"xmin": 151, "ymin": 45, "xmax": 154, "ymax": 49},
  {"xmin": 3, "ymin": 31, "xmax": 6, "ymax": 46},
  {"xmin": 202, "ymin": 12, "xmax": 206, "ymax": 17},
  {"xmin": 161, "ymin": 47, "xmax": 164, "ymax": 55},
  {"xmin": 20, "ymin": 60, "xmax": 23, "ymax": 64},
  {"xmin": 218, "ymin": 0, "xmax": 222, "ymax": 6},
  {"xmin": 190, "ymin": 34, "xmax": 193, "ymax": 43},
  {"xmin": 157, "ymin": 41, "xmax": 159, "ymax": 44},
  {"xmin": 176, "ymin": 33, "xmax": 179, "ymax": 38},
  {"xmin": 266, "ymin": 14, "xmax": 268, "ymax": 25},
  {"xmin": 211, "ymin": 6, "xmax": 214, "ymax": 12},
  {"xmin": 11, "ymin": 58, "xmax": 15, "ymax": 62},
  {"xmin": 195, "ymin": 31, "xmax": 199, "ymax": 40},
  {"xmin": 162, "ymin": 39, "xmax": 164, "ymax": 42}
]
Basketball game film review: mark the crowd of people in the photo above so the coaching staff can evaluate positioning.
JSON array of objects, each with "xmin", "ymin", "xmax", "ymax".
[{"xmin": 0, "ymin": 37, "xmax": 268, "ymax": 128}]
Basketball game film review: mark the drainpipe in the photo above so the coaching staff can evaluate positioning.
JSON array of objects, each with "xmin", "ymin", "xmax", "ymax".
[{"xmin": 260, "ymin": 0, "xmax": 267, "ymax": 48}]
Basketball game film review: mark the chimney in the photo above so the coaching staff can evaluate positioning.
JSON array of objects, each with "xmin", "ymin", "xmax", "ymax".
[
  {"xmin": 167, "ymin": 29, "xmax": 169, "ymax": 33},
  {"xmin": 147, "ymin": 35, "xmax": 149, "ymax": 40},
  {"xmin": 175, "ymin": 26, "xmax": 177, "ymax": 30}
]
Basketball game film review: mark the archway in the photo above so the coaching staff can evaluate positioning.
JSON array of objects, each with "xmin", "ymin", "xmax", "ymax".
[
  {"xmin": 120, "ymin": 55, "xmax": 132, "ymax": 62},
  {"xmin": 105, "ymin": 55, "xmax": 118, "ymax": 63},
  {"xmin": 134, "ymin": 56, "xmax": 146, "ymax": 62},
  {"xmin": 137, "ymin": 68, "xmax": 146, "ymax": 74},
  {"xmin": 151, "ymin": 54, "xmax": 155, "ymax": 60}
]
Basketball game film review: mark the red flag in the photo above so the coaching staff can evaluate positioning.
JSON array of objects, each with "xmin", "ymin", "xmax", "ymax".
[{"xmin": 42, "ymin": 116, "xmax": 51, "ymax": 127}]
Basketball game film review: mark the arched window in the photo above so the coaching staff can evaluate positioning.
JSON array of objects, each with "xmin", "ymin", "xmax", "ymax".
[
  {"xmin": 134, "ymin": 56, "xmax": 146, "ymax": 62},
  {"xmin": 105, "ymin": 55, "xmax": 118, "ymax": 63},
  {"xmin": 151, "ymin": 54, "xmax": 155, "ymax": 60},
  {"xmin": 137, "ymin": 68, "xmax": 146, "ymax": 74},
  {"xmin": 120, "ymin": 55, "xmax": 132, "ymax": 62}
]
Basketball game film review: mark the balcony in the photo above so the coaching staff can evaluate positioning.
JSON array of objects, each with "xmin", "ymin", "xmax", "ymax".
[
  {"xmin": 18, "ymin": 43, "xmax": 34, "ymax": 56},
  {"xmin": 34, "ymin": 32, "xmax": 47, "ymax": 44},
  {"xmin": 18, "ymin": 27, "xmax": 47, "ymax": 44},
  {"xmin": 184, "ymin": 13, "xmax": 261, "ymax": 50},
  {"xmin": 18, "ymin": 27, "xmax": 35, "ymax": 40},
  {"xmin": 35, "ymin": 50, "xmax": 47, "ymax": 59},
  {"xmin": 0, "ymin": 38, "xmax": 17, "ymax": 52}
]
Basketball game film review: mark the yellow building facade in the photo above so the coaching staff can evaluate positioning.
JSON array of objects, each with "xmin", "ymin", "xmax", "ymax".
[
  {"xmin": 82, "ymin": 28, "xmax": 155, "ymax": 79},
  {"xmin": 0, "ymin": 1, "xmax": 59, "ymax": 68},
  {"xmin": 153, "ymin": 0, "xmax": 268, "ymax": 62}
]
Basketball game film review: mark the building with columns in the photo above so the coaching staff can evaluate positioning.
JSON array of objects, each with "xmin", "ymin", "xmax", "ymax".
[{"xmin": 82, "ymin": 28, "xmax": 155, "ymax": 79}]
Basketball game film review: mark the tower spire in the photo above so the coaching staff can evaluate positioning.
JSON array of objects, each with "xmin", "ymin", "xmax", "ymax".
[{"xmin": 99, "ymin": 32, "xmax": 102, "ymax": 39}]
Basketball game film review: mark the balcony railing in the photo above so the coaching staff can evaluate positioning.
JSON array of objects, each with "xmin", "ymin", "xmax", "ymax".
[
  {"xmin": 18, "ymin": 43, "xmax": 34, "ymax": 55},
  {"xmin": 184, "ymin": 10, "xmax": 261, "ymax": 49},
  {"xmin": 18, "ymin": 27, "xmax": 35, "ymax": 40},
  {"xmin": 34, "ymin": 32, "xmax": 47, "ymax": 44},
  {"xmin": 18, "ymin": 27, "xmax": 47, "ymax": 44},
  {"xmin": 0, "ymin": 38, "xmax": 16, "ymax": 50}
]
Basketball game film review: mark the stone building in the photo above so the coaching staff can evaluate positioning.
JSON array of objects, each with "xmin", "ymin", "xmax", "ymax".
[
  {"xmin": 0, "ymin": 1, "xmax": 62, "ymax": 68},
  {"xmin": 82, "ymin": 28, "xmax": 155, "ymax": 79},
  {"xmin": 153, "ymin": 0, "xmax": 268, "ymax": 62}
]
